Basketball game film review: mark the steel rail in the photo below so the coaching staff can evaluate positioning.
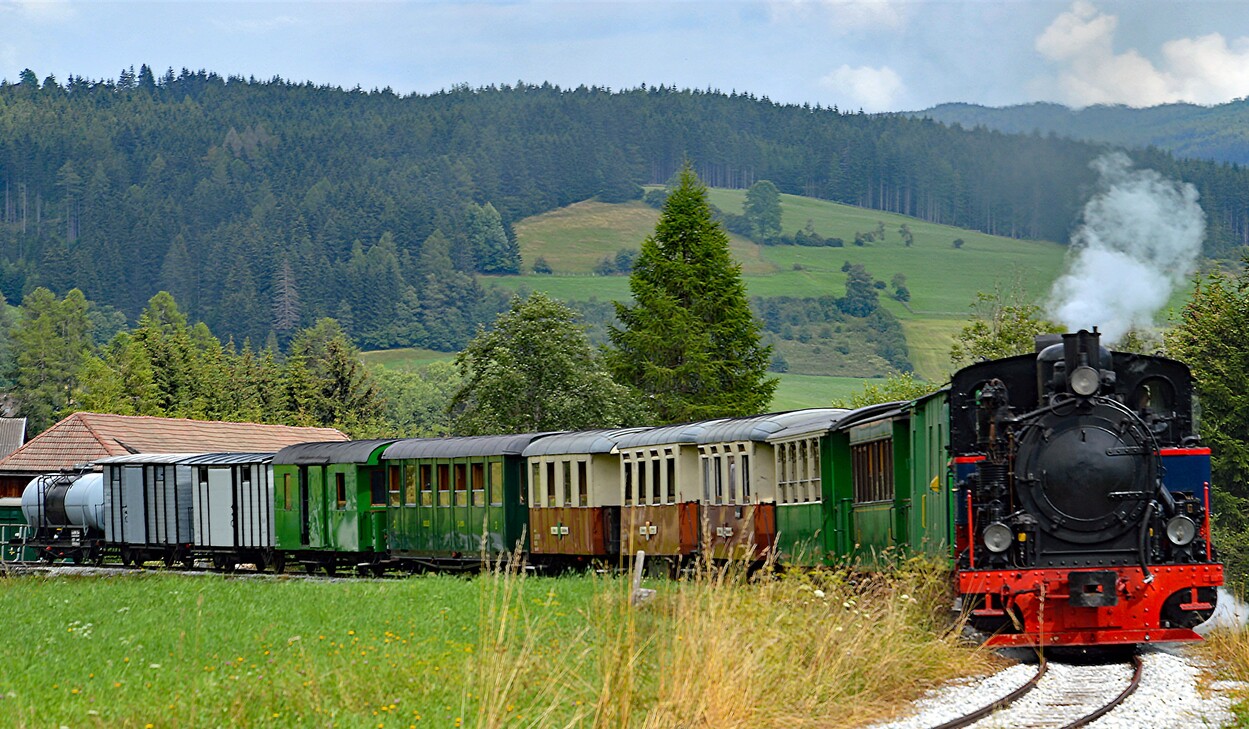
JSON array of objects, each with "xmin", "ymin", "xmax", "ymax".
[
  {"xmin": 930, "ymin": 658, "xmax": 1048, "ymax": 729},
  {"xmin": 1059, "ymin": 655, "xmax": 1143, "ymax": 729}
]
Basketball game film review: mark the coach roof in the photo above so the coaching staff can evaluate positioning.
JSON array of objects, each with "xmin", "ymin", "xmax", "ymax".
[
  {"xmin": 383, "ymin": 433, "xmax": 554, "ymax": 460},
  {"xmin": 273, "ymin": 440, "xmax": 397, "ymax": 466}
]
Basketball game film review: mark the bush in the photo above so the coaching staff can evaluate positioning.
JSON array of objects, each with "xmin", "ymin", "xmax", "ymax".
[
  {"xmin": 532, "ymin": 256, "xmax": 552, "ymax": 274},
  {"xmin": 642, "ymin": 189, "xmax": 668, "ymax": 209}
]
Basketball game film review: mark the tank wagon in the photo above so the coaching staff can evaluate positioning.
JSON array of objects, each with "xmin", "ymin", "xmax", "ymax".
[{"xmin": 19, "ymin": 469, "xmax": 104, "ymax": 564}]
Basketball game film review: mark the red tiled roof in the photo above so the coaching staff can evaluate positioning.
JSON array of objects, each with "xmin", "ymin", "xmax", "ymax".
[{"xmin": 0, "ymin": 412, "xmax": 348, "ymax": 474}]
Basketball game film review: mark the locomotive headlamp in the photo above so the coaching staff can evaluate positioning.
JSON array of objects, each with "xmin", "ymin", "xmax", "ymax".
[
  {"xmin": 1070, "ymin": 365, "xmax": 1100, "ymax": 396},
  {"xmin": 1166, "ymin": 515, "xmax": 1197, "ymax": 546},
  {"xmin": 983, "ymin": 522, "xmax": 1013, "ymax": 553}
]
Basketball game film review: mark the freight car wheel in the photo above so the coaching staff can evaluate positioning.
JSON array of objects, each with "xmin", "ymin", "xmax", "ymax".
[
  {"xmin": 164, "ymin": 552, "xmax": 176, "ymax": 569},
  {"xmin": 324, "ymin": 563, "xmax": 337, "ymax": 577},
  {"xmin": 91, "ymin": 548, "xmax": 104, "ymax": 567},
  {"xmin": 271, "ymin": 553, "xmax": 285, "ymax": 574}
]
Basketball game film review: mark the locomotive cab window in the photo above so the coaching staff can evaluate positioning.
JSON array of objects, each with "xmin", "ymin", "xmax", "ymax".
[{"xmin": 1133, "ymin": 377, "xmax": 1175, "ymax": 415}]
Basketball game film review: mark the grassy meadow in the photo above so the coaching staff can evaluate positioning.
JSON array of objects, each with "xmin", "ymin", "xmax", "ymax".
[
  {"xmin": 1, "ymin": 561, "xmax": 997, "ymax": 728},
  {"xmin": 504, "ymin": 189, "xmax": 1074, "ymax": 381}
]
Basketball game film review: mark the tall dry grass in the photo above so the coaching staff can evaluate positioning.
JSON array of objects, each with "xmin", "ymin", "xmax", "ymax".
[{"xmin": 467, "ymin": 547, "xmax": 1000, "ymax": 728}]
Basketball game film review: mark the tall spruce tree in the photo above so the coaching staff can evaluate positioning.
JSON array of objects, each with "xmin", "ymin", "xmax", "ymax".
[{"xmin": 607, "ymin": 165, "xmax": 776, "ymax": 423}]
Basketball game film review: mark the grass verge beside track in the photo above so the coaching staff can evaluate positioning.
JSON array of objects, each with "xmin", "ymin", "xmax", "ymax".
[{"xmin": 0, "ymin": 559, "xmax": 995, "ymax": 728}]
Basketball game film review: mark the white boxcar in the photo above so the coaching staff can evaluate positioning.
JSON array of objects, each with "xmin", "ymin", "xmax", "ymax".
[
  {"xmin": 181, "ymin": 453, "xmax": 276, "ymax": 570},
  {"xmin": 99, "ymin": 453, "xmax": 199, "ymax": 565},
  {"xmin": 99, "ymin": 452, "xmax": 277, "ymax": 569}
]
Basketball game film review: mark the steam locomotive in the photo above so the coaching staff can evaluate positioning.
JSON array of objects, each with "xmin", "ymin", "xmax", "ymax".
[
  {"xmin": 953, "ymin": 329, "xmax": 1221, "ymax": 646},
  {"xmin": 12, "ymin": 329, "xmax": 1222, "ymax": 647}
]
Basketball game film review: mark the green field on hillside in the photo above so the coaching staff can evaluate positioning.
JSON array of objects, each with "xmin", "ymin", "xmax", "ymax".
[
  {"xmin": 503, "ymin": 189, "xmax": 1072, "ymax": 380},
  {"xmin": 361, "ymin": 348, "xmax": 857, "ymax": 412},
  {"xmin": 772, "ymin": 374, "xmax": 875, "ymax": 410},
  {"xmin": 360, "ymin": 347, "xmax": 456, "ymax": 370}
]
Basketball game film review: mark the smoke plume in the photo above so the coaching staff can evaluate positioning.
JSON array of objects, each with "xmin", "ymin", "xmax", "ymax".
[{"xmin": 1048, "ymin": 152, "xmax": 1205, "ymax": 343}]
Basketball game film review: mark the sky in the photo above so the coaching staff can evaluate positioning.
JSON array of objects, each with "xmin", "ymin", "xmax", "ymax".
[{"xmin": 4, "ymin": 0, "xmax": 1249, "ymax": 112}]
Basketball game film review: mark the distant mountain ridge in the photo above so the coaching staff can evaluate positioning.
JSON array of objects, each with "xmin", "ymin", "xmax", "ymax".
[{"xmin": 909, "ymin": 100, "xmax": 1249, "ymax": 165}]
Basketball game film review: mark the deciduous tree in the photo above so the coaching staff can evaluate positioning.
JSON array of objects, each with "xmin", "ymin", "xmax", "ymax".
[
  {"xmin": 744, "ymin": 179, "xmax": 782, "ymax": 241},
  {"xmin": 450, "ymin": 293, "xmax": 644, "ymax": 435},
  {"xmin": 949, "ymin": 286, "xmax": 1062, "ymax": 368}
]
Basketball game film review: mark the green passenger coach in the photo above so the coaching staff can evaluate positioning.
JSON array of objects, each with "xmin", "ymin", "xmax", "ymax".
[
  {"xmin": 272, "ymin": 440, "xmax": 396, "ymax": 575},
  {"xmin": 379, "ymin": 434, "xmax": 545, "ymax": 568}
]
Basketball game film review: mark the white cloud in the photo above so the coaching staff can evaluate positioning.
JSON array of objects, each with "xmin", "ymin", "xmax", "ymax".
[
  {"xmin": 1036, "ymin": 0, "xmax": 1249, "ymax": 106},
  {"xmin": 769, "ymin": 0, "xmax": 907, "ymax": 33},
  {"xmin": 210, "ymin": 15, "xmax": 302, "ymax": 34},
  {"xmin": 820, "ymin": 64, "xmax": 903, "ymax": 111},
  {"xmin": 0, "ymin": 0, "xmax": 76, "ymax": 23}
]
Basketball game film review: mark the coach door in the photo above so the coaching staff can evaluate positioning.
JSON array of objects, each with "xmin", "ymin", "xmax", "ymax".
[{"xmin": 298, "ymin": 466, "xmax": 310, "ymax": 546}]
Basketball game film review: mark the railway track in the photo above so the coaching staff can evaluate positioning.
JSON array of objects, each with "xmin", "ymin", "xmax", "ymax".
[{"xmin": 930, "ymin": 655, "xmax": 1143, "ymax": 729}]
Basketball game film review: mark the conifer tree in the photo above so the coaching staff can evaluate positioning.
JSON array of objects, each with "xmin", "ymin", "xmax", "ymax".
[{"xmin": 607, "ymin": 165, "xmax": 776, "ymax": 423}]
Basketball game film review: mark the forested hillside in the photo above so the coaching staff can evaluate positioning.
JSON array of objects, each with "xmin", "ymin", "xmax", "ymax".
[
  {"xmin": 3, "ymin": 67, "xmax": 1249, "ymax": 350},
  {"xmin": 913, "ymin": 100, "xmax": 1249, "ymax": 167}
]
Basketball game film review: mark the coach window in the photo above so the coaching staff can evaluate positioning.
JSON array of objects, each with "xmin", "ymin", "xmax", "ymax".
[
  {"xmin": 472, "ymin": 463, "xmax": 486, "ymax": 507},
  {"xmin": 741, "ymin": 451, "xmax": 751, "ymax": 503},
  {"xmin": 419, "ymin": 465, "xmax": 433, "ymax": 506},
  {"xmin": 728, "ymin": 454, "xmax": 738, "ymax": 504},
  {"xmin": 490, "ymin": 461, "xmax": 504, "ymax": 506},
  {"xmin": 651, "ymin": 453, "xmax": 662, "ymax": 505},
  {"xmin": 530, "ymin": 462, "xmax": 540, "ymax": 506},
  {"xmin": 637, "ymin": 458, "xmax": 648, "ymax": 506},
  {"xmin": 386, "ymin": 465, "xmax": 401, "ymax": 507},
  {"xmin": 719, "ymin": 449, "xmax": 729, "ymax": 501},
  {"xmin": 577, "ymin": 461, "xmax": 589, "ymax": 506},
  {"xmin": 546, "ymin": 462, "xmax": 557, "ymax": 507},
  {"xmin": 624, "ymin": 456, "xmax": 634, "ymax": 506},
  {"xmin": 852, "ymin": 438, "xmax": 894, "ymax": 503},
  {"xmin": 437, "ymin": 464, "xmax": 451, "ymax": 507},
  {"xmin": 405, "ymin": 466, "xmax": 418, "ymax": 507},
  {"xmin": 666, "ymin": 452, "xmax": 676, "ymax": 504},
  {"xmin": 562, "ymin": 460, "xmax": 572, "ymax": 507},
  {"xmin": 454, "ymin": 464, "xmax": 468, "ymax": 507},
  {"xmin": 336, "ymin": 472, "xmax": 348, "ymax": 510}
]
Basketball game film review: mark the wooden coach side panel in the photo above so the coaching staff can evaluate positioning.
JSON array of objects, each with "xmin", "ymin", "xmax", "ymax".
[{"xmin": 621, "ymin": 503, "xmax": 698, "ymax": 556}]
